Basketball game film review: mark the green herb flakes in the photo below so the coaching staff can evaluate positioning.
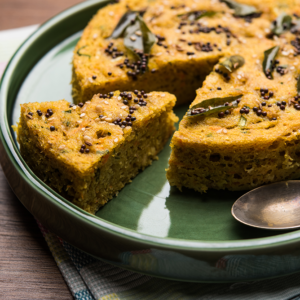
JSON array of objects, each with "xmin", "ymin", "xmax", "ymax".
[
  {"xmin": 262, "ymin": 46, "xmax": 279, "ymax": 79},
  {"xmin": 219, "ymin": 55, "xmax": 245, "ymax": 73},
  {"xmin": 178, "ymin": 10, "xmax": 216, "ymax": 21},
  {"xmin": 220, "ymin": 0, "xmax": 258, "ymax": 16},
  {"xmin": 238, "ymin": 115, "xmax": 247, "ymax": 127},
  {"xmin": 187, "ymin": 94, "xmax": 243, "ymax": 118},
  {"xmin": 270, "ymin": 13, "xmax": 292, "ymax": 36},
  {"xmin": 109, "ymin": 11, "xmax": 138, "ymax": 39},
  {"xmin": 77, "ymin": 46, "xmax": 91, "ymax": 58},
  {"xmin": 123, "ymin": 15, "xmax": 156, "ymax": 58},
  {"xmin": 108, "ymin": 11, "xmax": 156, "ymax": 62}
]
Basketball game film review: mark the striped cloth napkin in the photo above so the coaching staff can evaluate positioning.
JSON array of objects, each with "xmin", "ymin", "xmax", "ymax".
[{"xmin": 2, "ymin": 25, "xmax": 300, "ymax": 300}]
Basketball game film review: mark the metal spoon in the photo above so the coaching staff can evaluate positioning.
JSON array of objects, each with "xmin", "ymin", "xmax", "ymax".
[{"xmin": 232, "ymin": 181, "xmax": 300, "ymax": 230}]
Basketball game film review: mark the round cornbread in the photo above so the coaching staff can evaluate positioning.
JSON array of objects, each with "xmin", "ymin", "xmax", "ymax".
[
  {"xmin": 72, "ymin": 0, "xmax": 272, "ymax": 105},
  {"xmin": 72, "ymin": 0, "xmax": 300, "ymax": 193}
]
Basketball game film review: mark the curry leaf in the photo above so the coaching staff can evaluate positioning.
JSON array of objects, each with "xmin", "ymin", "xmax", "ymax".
[
  {"xmin": 220, "ymin": 0, "xmax": 257, "ymax": 16},
  {"xmin": 187, "ymin": 94, "xmax": 243, "ymax": 118},
  {"xmin": 77, "ymin": 46, "xmax": 90, "ymax": 58},
  {"xmin": 271, "ymin": 13, "xmax": 292, "ymax": 36},
  {"xmin": 178, "ymin": 10, "xmax": 216, "ymax": 21},
  {"xmin": 291, "ymin": 20, "xmax": 300, "ymax": 34},
  {"xmin": 219, "ymin": 55, "xmax": 245, "ymax": 73},
  {"xmin": 109, "ymin": 11, "xmax": 137, "ymax": 39},
  {"xmin": 297, "ymin": 75, "xmax": 300, "ymax": 94},
  {"xmin": 238, "ymin": 115, "xmax": 247, "ymax": 127},
  {"xmin": 123, "ymin": 15, "xmax": 156, "ymax": 55},
  {"xmin": 263, "ymin": 46, "xmax": 279, "ymax": 79},
  {"xmin": 124, "ymin": 15, "xmax": 156, "ymax": 53},
  {"xmin": 109, "ymin": 12, "xmax": 156, "ymax": 61}
]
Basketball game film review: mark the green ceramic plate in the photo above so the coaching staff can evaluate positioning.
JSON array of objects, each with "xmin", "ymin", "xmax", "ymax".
[{"xmin": 2, "ymin": 0, "xmax": 300, "ymax": 282}]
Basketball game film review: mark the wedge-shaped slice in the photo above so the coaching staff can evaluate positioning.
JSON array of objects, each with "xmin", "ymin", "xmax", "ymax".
[
  {"xmin": 167, "ymin": 38, "xmax": 300, "ymax": 192},
  {"xmin": 16, "ymin": 91, "xmax": 177, "ymax": 213}
]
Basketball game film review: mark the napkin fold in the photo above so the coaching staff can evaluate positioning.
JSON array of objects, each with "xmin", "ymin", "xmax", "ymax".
[
  {"xmin": 2, "ymin": 25, "xmax": 300, "ymax": 300},
  {"xmin": 37, "ymin": 220, "xmax": 300, "ymax": 300}
]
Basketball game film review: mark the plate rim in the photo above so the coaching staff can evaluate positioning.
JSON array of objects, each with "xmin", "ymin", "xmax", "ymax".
[{"xmin": 1, "ymin": 0, "xmax": 300, "ymax": 253}]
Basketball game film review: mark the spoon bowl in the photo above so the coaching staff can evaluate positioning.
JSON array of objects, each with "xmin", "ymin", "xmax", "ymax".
[{"xmin": 232, "ymin": 180, "xmax": 300, "ymax": 230}]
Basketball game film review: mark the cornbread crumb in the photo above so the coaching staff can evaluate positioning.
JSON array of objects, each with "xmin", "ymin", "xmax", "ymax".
[{"xmin": 16, "ymin": 91, "xmax": 177, "ymax": 214}]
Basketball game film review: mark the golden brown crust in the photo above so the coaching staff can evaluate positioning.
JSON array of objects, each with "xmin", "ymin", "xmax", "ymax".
[
  {"xmin": 72, "ymin": 0, "xmax": 300, "ymax": 103},
  {"xmin": 16, "ymin": 91, "xmax": 177, "ymax": 213},
  {"xmin": 167, "ymin": 36, "xmax": 300, "ymax": 191},
  {"xmin": 72, "ymin": 0, "xmax": 300, "ymax": 192}
]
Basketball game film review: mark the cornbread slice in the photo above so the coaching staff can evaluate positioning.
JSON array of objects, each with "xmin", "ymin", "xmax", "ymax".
[
  {"xmin": 16, "ymin": 91, "xmax": 177, "ymax": 213},
  {"xmin": 167, "ymin": 36, "xmax": 300, "ymax": 192}
]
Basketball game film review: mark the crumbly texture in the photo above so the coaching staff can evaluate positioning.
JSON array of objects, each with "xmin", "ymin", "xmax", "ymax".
[
  {"xmin": 16, "ymin": 91, "xmax": 177, "ymax": 213},
  {"xmin": 167, "ymin": 35, "xmax": 300, "ymax": 192},
  {"xmin": 72, "ymin": 0, "xmax": 300, "ymax": 105},
  {"xmin": 71, "ymin": 0, "xmax": 300, "ymax": 192},
  {"xmin": 72, "ymin": 0, "xmax": 273, "ymax": 105},
  {"xmin": 72, "ymin": 0, "xmax": 300, "ymax": 193}
]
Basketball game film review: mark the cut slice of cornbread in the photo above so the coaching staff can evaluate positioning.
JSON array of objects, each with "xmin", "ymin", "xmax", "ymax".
[
  {"xmin": 167, "ymin": 37, "xmax": 300, "ymax": 192},
  {"xmin": 16, "ymin": 91, "xmax": 177, "ymax": 213}
]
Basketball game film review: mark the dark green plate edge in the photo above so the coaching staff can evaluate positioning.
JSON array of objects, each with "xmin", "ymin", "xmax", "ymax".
[{"xmin": 1, "ymin": 0, "xmax": 300, "ymax": 274}]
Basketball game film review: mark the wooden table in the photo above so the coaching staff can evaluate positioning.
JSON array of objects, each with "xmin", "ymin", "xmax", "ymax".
[{"xmin": 0, "ymin": 1, "xmax": 83, "ymax": 298}]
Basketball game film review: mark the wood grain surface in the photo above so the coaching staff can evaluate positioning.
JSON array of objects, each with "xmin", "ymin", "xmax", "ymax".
[
  {"xmin": 0, "ymin": 166, "xmax": 72, "ymax": 299},
  {"xmin": 0, "ymin": 1, "xmax": 84, "ymax": 298},
  {"xmin": 0, "ymin": 0, "xmax": 83, "ymax": 30}
]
